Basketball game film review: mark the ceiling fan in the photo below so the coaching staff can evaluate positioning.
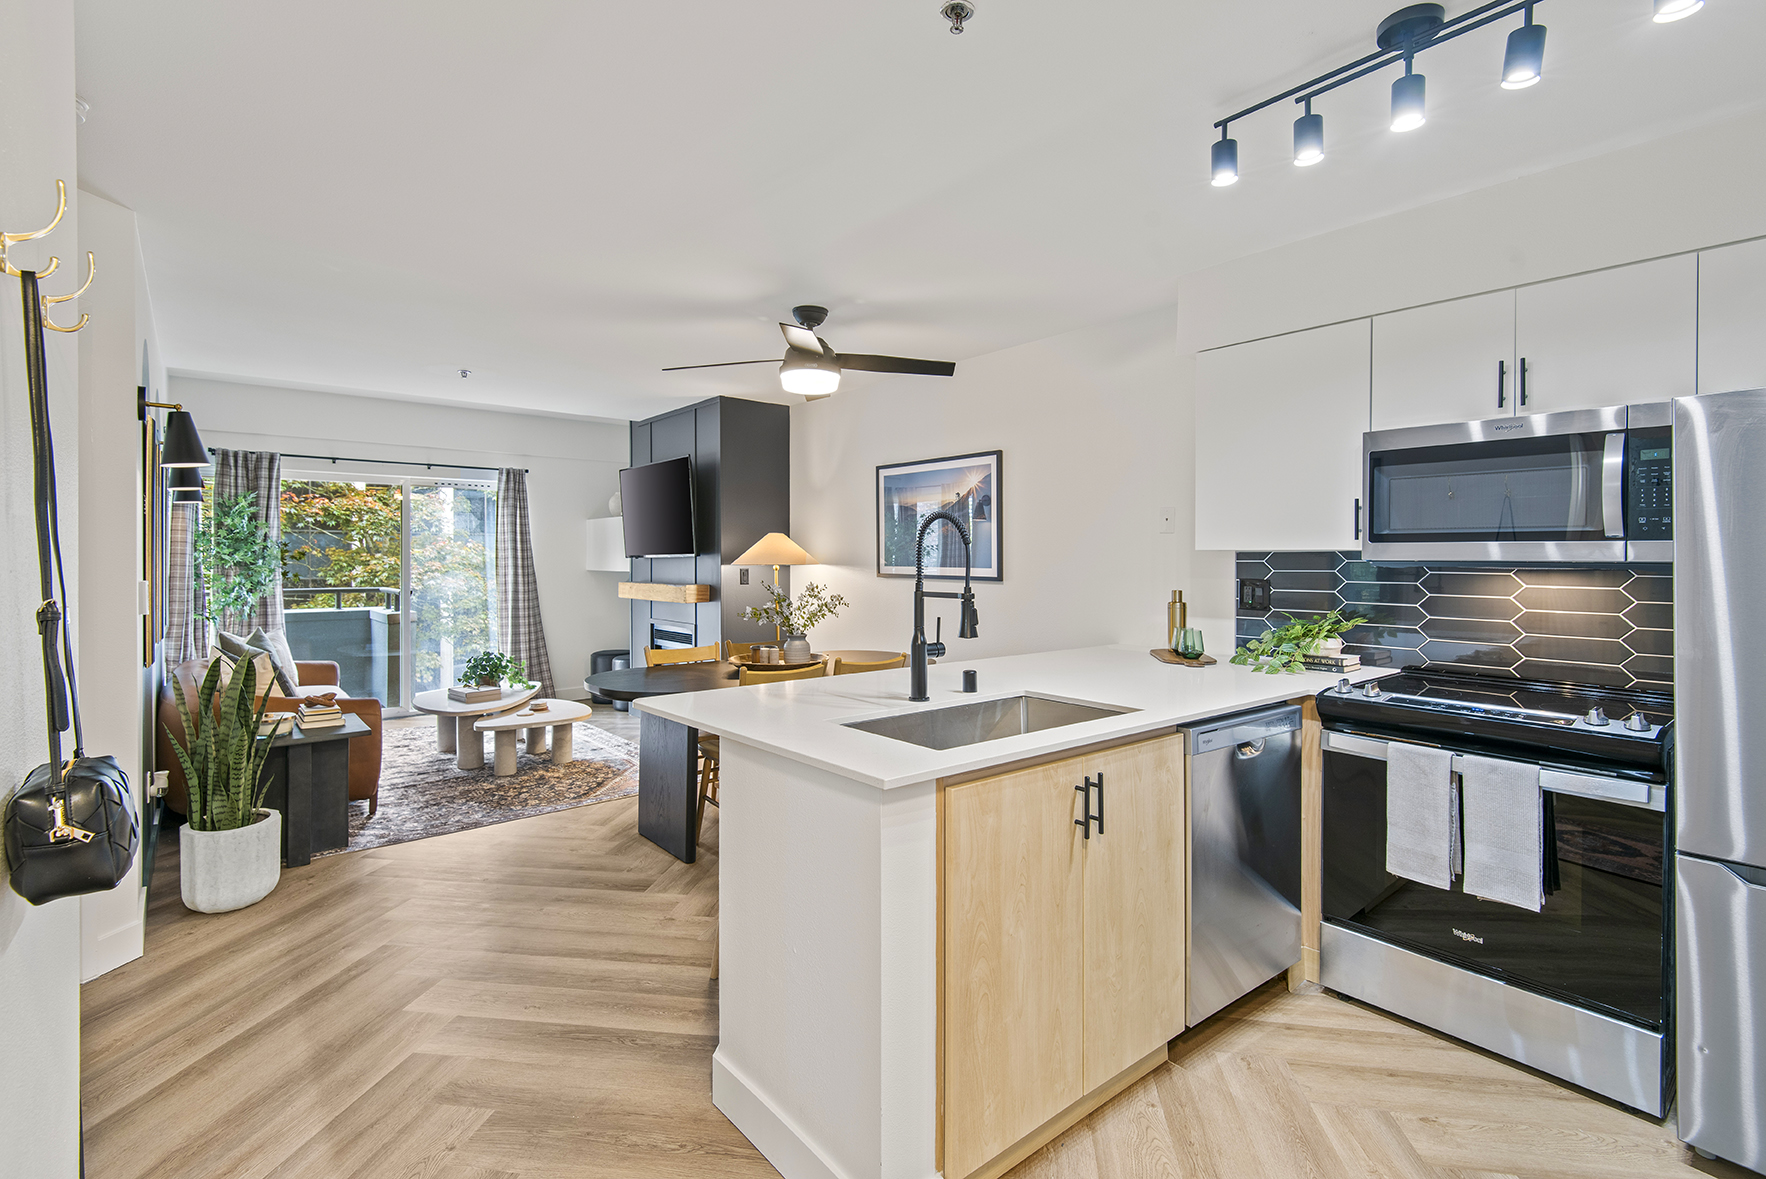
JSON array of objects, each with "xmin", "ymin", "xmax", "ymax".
[{"xmin": 663, "ymin": 305, "xmax": 957, "ymax": 400}]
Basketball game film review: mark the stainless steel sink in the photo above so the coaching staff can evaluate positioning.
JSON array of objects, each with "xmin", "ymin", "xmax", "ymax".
[{"xmin": 843, "ymin": 694, "xmax": 1134, "ymax": 751}]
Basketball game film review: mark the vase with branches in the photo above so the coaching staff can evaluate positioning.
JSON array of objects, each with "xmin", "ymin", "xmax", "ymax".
[
  {"xmin": 193, "ymin": 491, "xmax": 281, "ymax": 638},
  {"xmin": 740, "ymin": 582, "xmax": 847, "ymax": 658}
]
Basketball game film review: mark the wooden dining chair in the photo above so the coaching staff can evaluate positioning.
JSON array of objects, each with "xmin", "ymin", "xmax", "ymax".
[
  {"xmin": 832, "ymin": 653, "xmax": 908, "ymax": 675},
  {"xmin": 645, "ymin": 643, "xmax": 720, "ymax": 666},
  {"xmin": 722, "ymin": 640, "xmax": 757, "ymax": 661},
  {"xmin": 738, "ymin": 662, "xmax": 828, "ymax": 686}
]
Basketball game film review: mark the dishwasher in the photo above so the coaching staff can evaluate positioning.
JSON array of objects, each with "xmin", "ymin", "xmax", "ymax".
[{"xmin": 1179, "ymin": 705, "xmax": 1303, "ymax": 1026}]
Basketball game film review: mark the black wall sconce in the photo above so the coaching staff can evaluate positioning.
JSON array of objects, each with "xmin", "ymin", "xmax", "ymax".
[{"xmin": 138, "ymin": 387, "xmax": 207, "ymax": 468}]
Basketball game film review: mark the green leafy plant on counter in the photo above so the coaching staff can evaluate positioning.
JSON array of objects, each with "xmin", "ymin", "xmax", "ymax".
[
  {"xmin": 1230, "ymin": 608, "xmax": 1363, "ymax": 675},
  {"xmin": 740, "ymin": 582, "xmax": 848, "ymax": 636},
  {"xmin": 461, "ymin": 651, "xmax": 530, "ymax": 688}
]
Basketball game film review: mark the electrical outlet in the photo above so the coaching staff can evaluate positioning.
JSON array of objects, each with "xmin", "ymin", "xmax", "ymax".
[
  {"xmin": 1159, "ymin": 506, "xmax": 1176, "ymax": 534},
  {"xmin": 1239, "ymin": 578, "xmax": 1272, "ymax": 611}
]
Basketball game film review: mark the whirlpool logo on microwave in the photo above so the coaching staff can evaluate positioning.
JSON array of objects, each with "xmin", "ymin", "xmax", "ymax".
[
  {"xmin": 1452, "ymin": 928, "xmax": 1485, "ymax": 944},
  {"xmin": 1492, "ymin": 422, "xmax": 1526, "ymax": 432}
]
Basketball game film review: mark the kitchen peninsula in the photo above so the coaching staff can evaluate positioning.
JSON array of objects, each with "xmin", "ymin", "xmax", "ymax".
[{"xmin": 639, "ymin": 645, "xmax": 1390, "ymax": 1179}]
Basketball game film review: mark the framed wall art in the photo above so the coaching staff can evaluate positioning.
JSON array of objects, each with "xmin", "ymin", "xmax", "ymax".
[{"xmin": 876, "ymin": 450, "xmax": 1001, "ymax": 580}]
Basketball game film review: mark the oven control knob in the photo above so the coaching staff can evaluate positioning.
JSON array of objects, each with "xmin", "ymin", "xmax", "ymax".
[
  {"xmin": 1624, "ymin": 711, "xmax": 1651, "ymax": 732},
  {"xmin": 1362, "ymin": 681, "xmax": 1382, "ymax": 698},
  {"xmin": 1336, "ymin": 677, "xmax": 1353, "ymax": 695},
  {"xmin": 1585, "ymin": 707, "xmax": 1609, "ymax": 727}
]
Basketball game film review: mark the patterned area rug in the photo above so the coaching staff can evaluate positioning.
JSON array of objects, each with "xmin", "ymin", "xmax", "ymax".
[{"xmin": 324, "ymin": 721, "xmax": 640, "ymax": 855}]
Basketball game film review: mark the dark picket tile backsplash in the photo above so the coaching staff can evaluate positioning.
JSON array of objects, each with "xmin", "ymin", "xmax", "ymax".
[{"xmin": 1235, "ymin": 551, "xmax": 1673, "ymax": 690}]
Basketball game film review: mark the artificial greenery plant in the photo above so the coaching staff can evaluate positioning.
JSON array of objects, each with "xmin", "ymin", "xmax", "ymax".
[
  {"xmin": 166, "ymin": 657, "xmax": 277, "ymax": 832},
  {"xmin": 1230, "ymin": 608, "xmax": 1363, "ymax": 675},
  {"xmin": 739, "ymin": 582, "xmax": 848, "ymax": 636},
  {"xmin": 461, "ymin": 651, "xmax": 530, "ymax": 687},
  {"xmin": 192, "ymin": 492, "xmax": 281, "ymax": 631}
]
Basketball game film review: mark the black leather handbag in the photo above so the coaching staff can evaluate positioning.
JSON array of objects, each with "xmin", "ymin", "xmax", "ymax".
[{"xmin": 3, "ymin": 269, "xmax": 138, "ymax": 905}]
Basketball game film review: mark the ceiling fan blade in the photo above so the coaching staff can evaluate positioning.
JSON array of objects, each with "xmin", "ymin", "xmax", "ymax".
[
  {"xmin": 780, "ymin": 323, "xmax": 822, "ymax": 353},
  {"xmin": 661, "ymin": 359, "xmax": 779, "ymax": 372},
  {"xmin": 835, "ymin": 354, "xmax": 957, "ymax": 377},
  {"xmin": 803, "ymin": 393, "xmax": 835, "ymax": 402}
]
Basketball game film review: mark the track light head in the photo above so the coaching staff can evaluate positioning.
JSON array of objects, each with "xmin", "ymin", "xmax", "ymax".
[
  {"xmin": 1653, "ymin": 0, "xmax": 1703, "ymax": 21},
  {"xmin": 1390, "ymin": 70, "xmax": 1426, "ymax": 132},
  {"xmin": 1293, "ymin": 111, "xmax": 1325, "ymax": 166},
  {"xmin": 1211, "ymin": 134, "xmax": 1239, "ymax": 186},
  {"xmin": 1501, "ymin": 20, "xmax": 1546, "ymax": 88}
]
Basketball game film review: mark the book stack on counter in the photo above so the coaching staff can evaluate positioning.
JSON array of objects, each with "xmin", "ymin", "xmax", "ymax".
[
  {"xmin": 297, "ymin": 701, "xmax": 345, "ymax": 730},
  {"xmin": 448, "ymin": 685, "xmax": 502, "ymax": 704},
  {"xmin": 1302, "ymin": 651, "xmax": 1362, "ymax": 673}
]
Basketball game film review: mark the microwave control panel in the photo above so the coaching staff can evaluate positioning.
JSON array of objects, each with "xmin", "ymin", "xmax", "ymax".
[{"xmin": 1628, "ymin": 428, "xmax": 1673, "ymax": 541}]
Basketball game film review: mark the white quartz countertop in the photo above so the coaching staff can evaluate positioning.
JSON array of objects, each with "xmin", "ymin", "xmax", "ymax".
[{"xmin": 636, "ymin": 645, "xmax": 1396, "ymax": 789}]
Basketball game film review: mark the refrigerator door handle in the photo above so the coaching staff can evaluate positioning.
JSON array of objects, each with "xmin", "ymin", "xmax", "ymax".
[
  {"xmin": 1602, "ymin": 432, "xmax": 1626, "ymax": 540},
  {"xmin": 1721, "ymin": 860, "xmax": 1766, "ymax": 889}
]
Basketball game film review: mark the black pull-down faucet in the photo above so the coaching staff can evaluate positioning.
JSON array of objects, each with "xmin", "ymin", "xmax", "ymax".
[{"xmin": 909, "ymin": 510, "xmax": 979, "ymax": 702}]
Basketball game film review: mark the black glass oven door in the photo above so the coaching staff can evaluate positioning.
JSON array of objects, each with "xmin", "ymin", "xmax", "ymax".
[{"xmin": 1322, "ymin": 749, "xmax": 1667, "ymax": 1031}]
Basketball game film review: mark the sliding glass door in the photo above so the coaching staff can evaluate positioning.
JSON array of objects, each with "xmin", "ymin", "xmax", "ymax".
[{"xmin": 279, "ymin": 473, "xmax": 497, "ymax": 714}]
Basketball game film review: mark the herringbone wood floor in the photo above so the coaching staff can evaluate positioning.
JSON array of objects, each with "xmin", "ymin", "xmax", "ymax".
[{"xmin": 82, "ymin": 714, "xmax": 1747, "ymax": 1179}]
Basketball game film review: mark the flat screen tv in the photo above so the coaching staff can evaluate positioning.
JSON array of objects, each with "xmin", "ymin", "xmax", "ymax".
[{"xmin": 620, "ymin": 456, "xmax": 696, "ymax": 557}]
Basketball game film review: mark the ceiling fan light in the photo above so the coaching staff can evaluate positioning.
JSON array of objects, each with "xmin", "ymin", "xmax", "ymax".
[
  {"xmin": 1390, "ymin": 71, "xmax": 1427, "ymax": 133},
  {"xmin": 1653, "ymin": 0, "xmax": 1702, "ymax": 21},
  {"xmin": 1211, "ymin": 136, "xmax": 1239, "ymax": 186},
  {"xmin": 780, "ymin": 348, "xmax": 841, "ymax": 397},
  {"xmin": 1501, "ymin": 21, "xmax": 1546, "ymax": 88},
  {"xmin": 1293, "ymin": 112, "xmax": 1325, "ymax": 166}
]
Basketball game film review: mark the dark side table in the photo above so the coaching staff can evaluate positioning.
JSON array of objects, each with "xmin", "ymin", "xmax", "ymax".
[{"xmin": 260, "ymin": 714, "xmax": 370, "ymax": 866}]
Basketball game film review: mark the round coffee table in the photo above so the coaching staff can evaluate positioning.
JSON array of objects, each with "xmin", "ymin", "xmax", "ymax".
[
  {"xmin": 473, "ymin": 699, "xmax": 593, "ymax": 776},
  {"xmin": 412, "ymin": 686, "xmax": 542, "ymax": 770}
]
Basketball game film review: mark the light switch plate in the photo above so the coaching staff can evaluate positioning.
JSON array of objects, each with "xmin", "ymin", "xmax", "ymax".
[{"xmin": 739, "ymin": 568, "xmax": 749, "ymax": 585}]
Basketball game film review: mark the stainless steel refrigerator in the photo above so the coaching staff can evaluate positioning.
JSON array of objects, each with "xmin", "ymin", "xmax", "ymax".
[{"xmin": 1675, "ymin": 388, "xmax": 1766, "ymax": 1171}]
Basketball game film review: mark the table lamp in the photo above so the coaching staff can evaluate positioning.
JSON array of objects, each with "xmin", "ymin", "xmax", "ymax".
[{"xmin": 734, "ymin": 532, "xmax": 817, "ymax": 642}]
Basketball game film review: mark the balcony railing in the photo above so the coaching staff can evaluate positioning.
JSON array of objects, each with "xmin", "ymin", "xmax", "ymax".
[{"xmin": 284, "ymin": 586, "xmax": 401, "ymax": 611}]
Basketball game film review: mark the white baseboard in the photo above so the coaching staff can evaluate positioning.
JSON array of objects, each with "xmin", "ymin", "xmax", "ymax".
[{"xmin": 711, "ymin": 1051, "xmax": 846, "ymax": 1179}]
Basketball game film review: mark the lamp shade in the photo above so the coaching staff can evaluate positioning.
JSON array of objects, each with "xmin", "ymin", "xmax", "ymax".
[
  {"xmin": 161, "ymin": 409, "xmax": 209, "ymax": 467},
  {"xmin": 734, "ymin": 532, "xmax": 816, "ymax": 567},
  {"xmin": 168, "ymin": 465, "xmax": 205, "ymax": 502}
]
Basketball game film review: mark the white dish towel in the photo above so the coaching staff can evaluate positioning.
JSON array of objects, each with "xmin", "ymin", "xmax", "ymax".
[
  {"xmin": 1459, "ymin": 754, "xmax": 1544, "ymax": 912},
  {"xmin": 1386, "ymin": 743, "xmax": 1457, "ymax": 889}
]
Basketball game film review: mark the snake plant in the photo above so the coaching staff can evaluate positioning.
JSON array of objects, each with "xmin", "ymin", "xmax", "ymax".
[{"xmin": 167, "ymin": 657, "xmax": 278, "ymax": 832}]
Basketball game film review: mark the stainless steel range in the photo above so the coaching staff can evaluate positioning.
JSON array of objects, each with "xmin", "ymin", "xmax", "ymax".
[{"xmin": 1316, "ymin": 667, "xmax": 1674, "ymax": 1115}]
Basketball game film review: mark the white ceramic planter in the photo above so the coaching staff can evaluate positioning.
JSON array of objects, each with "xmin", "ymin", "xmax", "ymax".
[
  {"xmin": 782, "ymin": 634, "xmax": 812, "ymax": 663},
  {"xmin": 1317, "ymin": 636, "xmax": 1345, "ymax": 657},
  {"xmin": 181, "ymin": 809, "xmax": 282, "ymax": 913}
]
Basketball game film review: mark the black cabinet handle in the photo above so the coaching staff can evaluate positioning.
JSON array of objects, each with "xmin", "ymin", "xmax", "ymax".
[
  {"xmin": 1093, "ymin": 773, "xmax": 1103, "ymax": 835},
  {"xmin": 1074, "ymin": 781, "xmax": 1091, "ymax": 839},
  {"xmin": 1519, "ymin": 357, "xmax": 1529, "ymax": 407},
  {"xmin": 1497, "ymin": 360, "xmax": 1507, "ymax": 409},
  {"xmin": 1353, "ymin": 498, "xmax": 1363, "ymax": 542}
]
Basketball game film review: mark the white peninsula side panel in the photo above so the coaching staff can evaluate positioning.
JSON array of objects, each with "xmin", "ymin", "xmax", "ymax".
[{"xmin": 711, "ymin": 740, "xmax": 939, "ymax": 1179}]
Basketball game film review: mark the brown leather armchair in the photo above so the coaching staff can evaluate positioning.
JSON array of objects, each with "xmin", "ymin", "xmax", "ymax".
[{"xmin": 157, "ymin": 657, "xmax": 384, "ymax": 817}]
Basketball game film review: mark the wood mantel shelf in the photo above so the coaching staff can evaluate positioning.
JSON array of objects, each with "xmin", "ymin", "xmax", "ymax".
[{"xmin": 619, "ymin": 582, "xmax": 713, "ymax": 604}]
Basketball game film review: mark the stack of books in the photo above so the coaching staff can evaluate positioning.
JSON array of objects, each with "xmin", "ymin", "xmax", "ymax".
[
  {"xmin": 448, "ymin": 684, "xmax": 502, "ymax": 704},
  {"xmin": 1302, "ymin": 651, "xmax": 1362, "ymax": 673},
  {"xmin": 296, "ymin": 701, "xmax": 345, "ymax": 730}
]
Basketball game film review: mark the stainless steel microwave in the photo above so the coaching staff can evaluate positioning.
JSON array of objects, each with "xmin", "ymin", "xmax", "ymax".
[{"xmin": 1360, "ymin": 403, "xmax": 1672, "ymax": 564}]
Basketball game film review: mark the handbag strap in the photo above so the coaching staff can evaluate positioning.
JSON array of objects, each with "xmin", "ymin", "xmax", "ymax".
[{"xmin": 20, "ymin": 269, "xmax": 84, "ymax": 788}]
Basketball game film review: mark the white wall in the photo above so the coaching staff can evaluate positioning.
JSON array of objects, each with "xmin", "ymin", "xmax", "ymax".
[
  {"xmin": 792, "ymin": 306, "xmax": 1235, "ymax": 659},
  {"xmin": 167, "ymin": 376, "xmax": 630, "ymax": 695},
  {"xmin": 0, "ymin": 0, "xmax": 84, "ymax": 1172},
  {"xmin": 76, "ymin": 190, "xmax": 161, "ymax": 981}
]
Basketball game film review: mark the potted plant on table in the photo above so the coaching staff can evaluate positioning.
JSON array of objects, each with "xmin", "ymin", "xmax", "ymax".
[
  {"xmin": 460, "ymin": 651, "xmax": 531, "ymax": 689},
  {"xmin": 166, "ymin": 657, "xmax": 282, "ymax": 913},
  {"xmin": 740, "ymin": 582, "xmax": 848, "ymax": 663},
  {"xmin": 1229, "ymin": 608, "xmax": 1363, "ymax": 675}
]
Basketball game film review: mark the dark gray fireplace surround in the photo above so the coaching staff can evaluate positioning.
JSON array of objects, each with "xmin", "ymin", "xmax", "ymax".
[{"xmin": 1235, "ymin": 551, "xmax": 1672, "ymax": 691}]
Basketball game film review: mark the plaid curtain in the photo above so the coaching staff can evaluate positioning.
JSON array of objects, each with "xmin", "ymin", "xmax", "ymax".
[
  {"xmin": 164, "ymin": 501, "xmax": 203, "ymax": 663},
  {"xmin": 495, "ymin": 468, "xmax": 555, "ymax": 696},
  {"xmin": 212, "ymin": 448, "xmax": 285, "ymax": 636}
]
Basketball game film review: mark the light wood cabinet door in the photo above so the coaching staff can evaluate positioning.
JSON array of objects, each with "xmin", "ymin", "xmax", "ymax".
[
  {"xmin": 1698, "ymin": 239, "xmax": 1766, "ymax": 396},
  {"xmin": 1194, "ymin": 319, "xmax": 1371, "ymax": 552},
  {"xmin": 943, "ymin": 756, "xmax": 1087, "ymax": 1179},
  {"xmin": 1372, "ymin": 289, "xmax": 1517, "ymax": 429},
  {"xmin": 1080, "ymin": 735, "xmax": 1186, "ymax": 1090},
  {"xmin": 1514, "ymin": 254, "xmax": 1698, "ymax": 413}
]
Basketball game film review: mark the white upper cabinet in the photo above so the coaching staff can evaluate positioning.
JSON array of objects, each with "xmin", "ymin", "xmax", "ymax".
[
  {"xmin": 1514, "ymin": 254, "xmax": 1698, "ymax": 413},
  {"xmin": 1698, "ymin": 238, "xmax": 1766, "ymax": 396},
  {"xmin": 1194, "ymin": 319, "xmax": 1370, "ymax": 552},
  {"xmin": 1372, "ymin": 290, "xmax": 1516, "ymax": 430}
]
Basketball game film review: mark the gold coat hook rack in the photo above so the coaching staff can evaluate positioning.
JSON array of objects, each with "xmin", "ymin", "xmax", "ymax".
[{"xmin": 2, "ymin": 180, "xmax": 94, "ymax": 332}]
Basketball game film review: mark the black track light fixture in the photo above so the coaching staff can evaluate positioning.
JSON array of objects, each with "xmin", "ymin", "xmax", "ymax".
[
  {"xmin": 1294, "ymin": 101, "xmax": 1325, "ymax": 166},
  {"xmin": 1502, "ymin": 4, "xmax": 1547, "ymax": 88},
  {"xmin": 1390, "ymin": 56, "xmax": 1427, "ymax": 132},
  {"xmin": 1211, "ymin": 126, "xmax": 1239, "ymax": 187}
]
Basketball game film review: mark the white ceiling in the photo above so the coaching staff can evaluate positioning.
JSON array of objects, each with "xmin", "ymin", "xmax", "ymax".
[{"xmin": 74, "ymin": 1, "xmax": 1766, "ymax": 422}]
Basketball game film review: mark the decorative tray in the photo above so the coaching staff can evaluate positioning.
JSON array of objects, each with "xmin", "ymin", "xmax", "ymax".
[
  {"xmin": 730, "ymin": 654, "xmax": 826, "ymax": 672},
  {"xmin": 1150, "ymin": 648, "xmax": 1217, "ymax": 668}
]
